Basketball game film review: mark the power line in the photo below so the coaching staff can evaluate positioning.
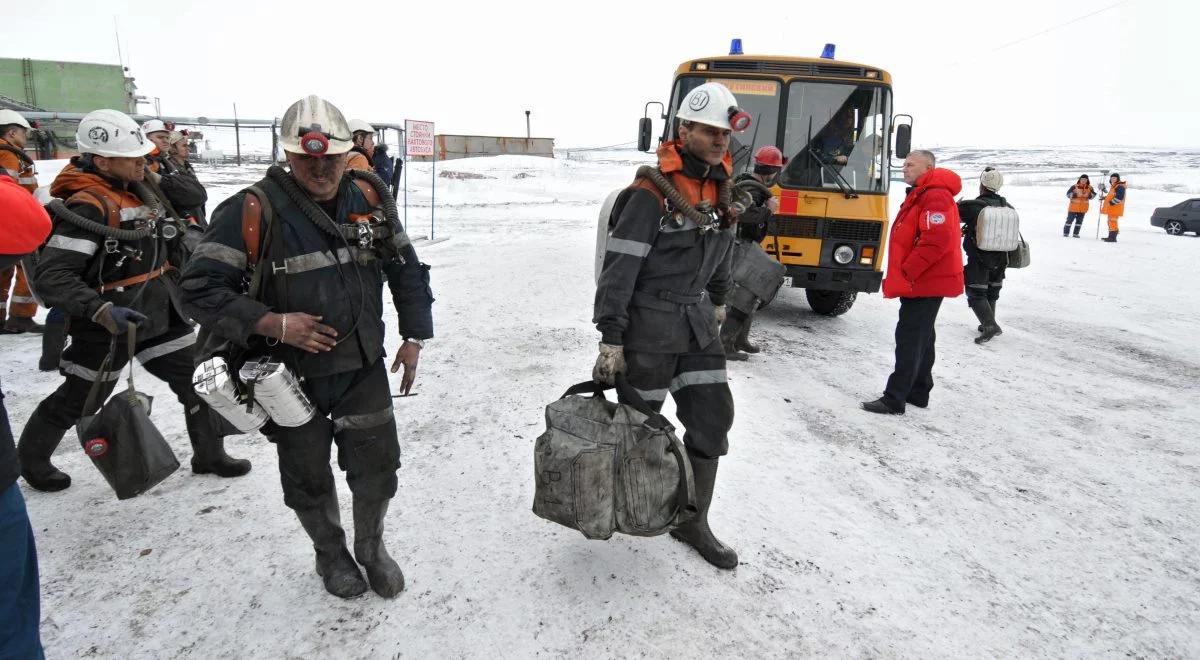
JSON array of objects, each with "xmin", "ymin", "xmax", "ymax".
[{"xmin": 987, "ymin": 0, "xmax": 1131, "ymax": 53}]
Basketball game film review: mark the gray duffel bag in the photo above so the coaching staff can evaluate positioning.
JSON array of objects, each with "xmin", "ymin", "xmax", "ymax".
[
  {"xmin": 729, "ymin": 239, "xmax": 787, "ymax": 313},
  {"xmin": 533, "ymin": 379, "xmax": 697, "ymax": 540}
]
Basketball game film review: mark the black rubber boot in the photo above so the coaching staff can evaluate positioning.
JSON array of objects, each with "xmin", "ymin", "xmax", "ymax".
[
  {"xmin": 670, "ymin": 452, "xmax": 738, "ymax": 569},
  {"xmin": 352, "ymin": 498, "xmax": 406, "ymax": 598},
  {"xmin": 720, "ymin": 312, "xmax": 749, "ymax": 362},
  {"xmin": 4, "ymin": 316, "xmax": 44, "ymax": 333},
  {"xmin": 969, "ymin": 298, "xmax": 1001, "ymax": 344},
  {"xmin": 39, "ymin": 319, "xmax": 66, "ymax": 371},
  {"xmin": 17, "ymin": 414, "xmax": 71, "ymax": 492},
  {"xmin": 734, "ymin": 309, "xmax": 760, "ymax": 354},
  {"xmin": 295, "ymin": 494, "xmax": 369, "ymax": 599},
  {"xmin": 989, "ymin": 300, "xmax": 1002, "ymax": 336},
  {"xmin": 185, "ymin": 408, "xmax": 251, "ymax": 477},
  {"xmin": 1102, "ymin": 230, "xmax": 1116, "ymax": 242}
]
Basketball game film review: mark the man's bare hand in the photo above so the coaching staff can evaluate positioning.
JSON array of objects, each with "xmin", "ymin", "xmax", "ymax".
[
  {"xmin": 390, "ymin": 341, "xmax": 421, "ymax": 395},
  {"xmin": 254, "ymin": 312, "xmax": 337, "ymax": 353}
]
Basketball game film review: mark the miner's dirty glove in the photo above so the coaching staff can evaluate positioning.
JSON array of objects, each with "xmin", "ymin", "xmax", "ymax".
[
  {"xmin": 391, "ymin": 339, "xmax": 422, "ymax": 396},
  {"xmin": 714, "ymin": 304, "xmax": 727, "ymax": 325},
  {"xmin": 91, "ymin": 301, "xmax": 147, "ymax": 335},
  {"xmin": 592, "ymin": 343, "xmax": 626, "ymax": 386}
]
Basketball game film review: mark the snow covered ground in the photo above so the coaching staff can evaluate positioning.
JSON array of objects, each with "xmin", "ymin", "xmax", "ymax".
[{"xmin": 5, "ymin": 147, "xmax": 1199, "ymax": 658}]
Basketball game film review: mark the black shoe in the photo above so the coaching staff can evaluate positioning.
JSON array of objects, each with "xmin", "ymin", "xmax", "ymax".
[
  {"xmin": 906, "ymin": 397, "xmax": 928, "ymax": 409},
  {"xmin": 17, "ymin": 415, "xmax": 71, "ymax": 492},
  {"xmin": 3, "ymin": 317, "xmax": 44, "ymax": 334},
  {"xmin": 969, "ymin": 298, "xmax": 1002, "ymax": 345},
  {"xmin": 295, "ymin": 496, "xmax": 369, "ymax": 599},
  {"xmin": 353, "ymin": 498, "xmax": 406, "ymax": 598},
  {"xmin": 734, "ymin": 313, "xmax": 761, "ymax": 354},
  {"xmin": 1072, "ymin": 233, "xmax": 1080, "ymax": 238},
  {"xmin": 670, "ymin": 453, "xmax": 738, "ymax": 569},
  {"xmin": 861, "ymin": 398, "xmax": 903, "ymax": 415}
]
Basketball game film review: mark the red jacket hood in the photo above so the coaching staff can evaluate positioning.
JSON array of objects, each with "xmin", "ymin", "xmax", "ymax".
[{"xmin": 913, "ymin": 168, "xmax": 962, "ymax": 197}]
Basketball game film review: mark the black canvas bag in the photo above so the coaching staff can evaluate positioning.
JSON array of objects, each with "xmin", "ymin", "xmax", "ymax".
[{"xmin": 76, "ymin": 325, "xmax": 180, "ymax": 500}]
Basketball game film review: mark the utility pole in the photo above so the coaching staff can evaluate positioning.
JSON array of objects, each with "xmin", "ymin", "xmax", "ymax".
[
  {"xmin": 525, "ymin": 110, "xmax": 531, "ymax": 140},
  {"xmin": 233, "ymin": 103, "xmax": 242, "ymax": 166}
]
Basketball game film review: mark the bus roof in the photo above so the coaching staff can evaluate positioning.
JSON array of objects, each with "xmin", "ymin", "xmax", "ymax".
[{"xmin": 674, "ymin": 55, "xmax": 892, "ymax": 85}]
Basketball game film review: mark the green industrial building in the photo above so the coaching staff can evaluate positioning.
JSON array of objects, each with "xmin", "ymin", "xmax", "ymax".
[{"xmin": 0, "ymin": 57, "xmax": 138, "ymax": 157}]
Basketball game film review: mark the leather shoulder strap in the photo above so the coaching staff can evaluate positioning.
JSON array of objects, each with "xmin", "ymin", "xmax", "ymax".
[
  {"xmin": 73, "ymin": 189, "xmax": 120, "ymax": 228},
  {"xmin": 242, "ymin": 190, "xmax": 264, "ymax": 267}
]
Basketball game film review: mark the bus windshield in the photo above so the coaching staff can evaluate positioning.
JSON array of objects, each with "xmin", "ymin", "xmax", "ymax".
[{"xmin": 779, "ymin": 82, "xmax": 891, "ymax": 194}]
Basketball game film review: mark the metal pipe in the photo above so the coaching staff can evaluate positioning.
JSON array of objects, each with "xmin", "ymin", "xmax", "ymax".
[
  {"xmin": 525, "ymin": 110, "xmax": 530, "ymax": 139},
  {"xmin": 18, "ymin": 110, "xmax": 403, "ymax": 132}
]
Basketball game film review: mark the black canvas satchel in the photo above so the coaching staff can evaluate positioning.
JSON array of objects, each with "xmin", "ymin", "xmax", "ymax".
[{"xmin": 76, "ymin": 325, "xmax": 180, "ymax": 500}]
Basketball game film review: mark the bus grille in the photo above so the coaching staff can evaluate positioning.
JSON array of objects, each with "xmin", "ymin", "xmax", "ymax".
[
  {"xmin": 708, "ymin": 61, "xmax": 869, "ymax": 78},
  {"xmin": 775, "ymin": 217, "xmax": 819, "ymax": 238},
  {"xmin": 825, "ymin": 220, "xmax": 882, "ymax": 242}
]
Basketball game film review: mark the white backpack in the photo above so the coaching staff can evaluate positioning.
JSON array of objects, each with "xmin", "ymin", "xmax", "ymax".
[{"xmin": 975, "ymin": 205, "xmax": 1021, "ymax": 252}]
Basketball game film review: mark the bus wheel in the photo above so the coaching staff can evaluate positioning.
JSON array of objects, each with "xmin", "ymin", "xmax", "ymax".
[{"xmin": 805, "ymin": 289, "xmax": 857, "ymax": 316}]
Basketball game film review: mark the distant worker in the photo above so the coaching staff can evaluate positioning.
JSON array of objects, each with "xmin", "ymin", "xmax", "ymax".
[
  {"xmin": 0, "ymin": 109, "xmax": 44, "ymax": 334},
  {"xmin": 166, "ymin": 130, "xmax": 209, "ymax": 227},
  {"xmin": 141, "ymin": 119, "xmax": 207, "ymax": 225},
  {"xmin": 861, "ymin": 150, "xmax": 963, "ymax": 415},
  {"xmin": 720, "ymin": 145, "xmax": 784, "ymax": 361},
  {"xmin": 958, "ymin": 167, "xmax": 1017, "ymax": 344},
  {"xmin": 373, "ymin": 142, "xmax": 395, "ymax": 193},
  {"xmin": 347, "ymin": 119, "xmax": 376, "ymax": 171},
  {"xmin": 593, "ymin": 81, "xmax": 742, "ymax": 569},
  {"xmin": 1063, "ymin": 174, "xmax": 1095, "ymax": 238},
  {"xmin": 18, "ymin": 109, "xmax": 250, "ymax": 493},
  {"xmin": 1100, "ymin": 172, "xmax": 1126, "ymax": 242}
]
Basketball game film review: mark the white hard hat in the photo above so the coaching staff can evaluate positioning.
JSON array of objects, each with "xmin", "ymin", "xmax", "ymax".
[
  {"xmin": 0, "ymin": 109, "xmax": 31, "ymax": 130},
  {"xmin": 675, "ymin": 82, "xmax": 750, "ymax": 132},
  {"xmin": 76, "ymin": 109, "xmax": 155, "ymax": 158},
  {"xmin": 347, "ymin": 119, "xmax": 375, "ymax": 135},
  {"xmin": 279, "ymin": 95, "xmax": 353, "ymax": 156},
  {"xmin": 141, "ymin": 118, "xmax": 168, "ymax": 135}
]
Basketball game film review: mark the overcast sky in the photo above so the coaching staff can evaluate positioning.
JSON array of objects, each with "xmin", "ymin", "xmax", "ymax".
[{"xmin": 3, "ymin": 0, "xmax": 1197, "ymax": 149}]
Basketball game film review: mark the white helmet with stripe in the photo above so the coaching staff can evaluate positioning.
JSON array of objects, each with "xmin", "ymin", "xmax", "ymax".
[{"xmin": 280, "ymin": 95, "xmax": 353, "ymax": 156}]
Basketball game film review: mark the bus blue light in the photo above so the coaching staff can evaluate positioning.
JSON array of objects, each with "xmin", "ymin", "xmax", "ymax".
[
  {"xmin": 821, "ymin": 43, "xmax": 836, "ymax": 59},
  {"xmin": 729, "ymin": 39, "xmax": 743, "ymax": 55}
]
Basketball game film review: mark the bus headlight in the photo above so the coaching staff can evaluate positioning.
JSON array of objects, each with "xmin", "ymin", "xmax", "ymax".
[{"xmin": 833, "ymin": 245, "xmax": 855, "ymax": 265}]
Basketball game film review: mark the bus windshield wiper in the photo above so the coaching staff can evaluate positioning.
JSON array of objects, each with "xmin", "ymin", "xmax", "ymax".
[{"xmin": 806, "ymin": 145, "xmax": 859, "ymax": 199}]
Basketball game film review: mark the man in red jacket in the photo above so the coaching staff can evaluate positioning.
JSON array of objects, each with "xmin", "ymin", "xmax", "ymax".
[{"xmin": 863, "ymin": 150, "xmax": 964, "ymax": 414}]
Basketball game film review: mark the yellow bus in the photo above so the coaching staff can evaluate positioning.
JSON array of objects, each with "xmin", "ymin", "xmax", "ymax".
[{"xmin": 637, "ymin": 47, "xmax": 912, "ymax": 316}]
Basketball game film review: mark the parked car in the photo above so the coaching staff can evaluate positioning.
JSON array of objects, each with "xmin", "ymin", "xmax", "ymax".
[{"xmin": 1150, "ymin": 198, "xmax": 1200, "ymax": 236}]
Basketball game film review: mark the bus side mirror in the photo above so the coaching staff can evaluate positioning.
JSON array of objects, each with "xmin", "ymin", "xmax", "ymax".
[
  {"xmin": 895, "ymin": 124, "xmax": 912, "ymax": 159},
  {"xmin": 638, "ymin": 118, "xmax": 653, "ymax": 152}
]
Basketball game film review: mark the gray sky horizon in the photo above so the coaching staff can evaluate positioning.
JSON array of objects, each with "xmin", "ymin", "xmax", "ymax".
[{"xmin": 3, "ymin": 0, "xmax": 1196, "ymax": 149}]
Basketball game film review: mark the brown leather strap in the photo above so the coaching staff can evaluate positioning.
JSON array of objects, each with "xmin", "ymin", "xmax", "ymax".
[
  {"xmin": 97, "ymin": 263, "xmax": 174, "ymax": 293},
  {"xmin": 78, "ymin": 190, "xmax": 121, "ymax": 228},
  {"xmin": 242, "ymin": 192, "xmax": 263, "ymax": 267}
]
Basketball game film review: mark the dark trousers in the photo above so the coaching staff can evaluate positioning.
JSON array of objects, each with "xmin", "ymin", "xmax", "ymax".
[
  {"xmin": 0, "ymin": 485, "xmax": 41, "ymax": 660},
  {"xmin": 883, "ymin": 297, "xmax": 944, "ymax": 412},
  {"xmin": 267, "ymin": 360, "xmax": 400, "ymax": 511},
  {"xmin": 621, "ymin": 339, "xmax": 734, "ymax": 459},
  {"xmin": 1064, "ymin": 212, "xmax": 1086, "ymax": 235},
  {"xmin": 964, "ymin": 253, "xmax": 1006, "ymax": 304}
]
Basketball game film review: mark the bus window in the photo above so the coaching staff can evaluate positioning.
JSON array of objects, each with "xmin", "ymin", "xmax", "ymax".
[{"xmin": 780, "ymin": 83, "xmax": 890, "ymax": 193}]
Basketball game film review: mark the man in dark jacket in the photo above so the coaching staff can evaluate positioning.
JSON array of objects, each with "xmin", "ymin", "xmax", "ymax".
[
  {"xmin": 181, "ymin": 95, "xmax": 434, "ymax": 599},
  {"xmin": 720, "ymin": 145, "xmax": 784, "ymax": 361},
  {"xmin": 0, "ymin": 173, "xmax": 51, "ymax": 659},
  {"xmin": 862, "ymin": 150, "xmax": 964, "ymax": 415},
  {"xmin": 593, "ymin": 82, "xmax": 742, "ymax": 570},
  {"xmin": 959, "ymin": 167, "xmax": 1015, "ymax": 343},
  {"xmin": 18, "ymin": 109, "xmax": 250, "ymax": 493},
  {"xmin": 165, "ymin": 130, "xmax": 209, "ymax": 227},
  {"xmin": 373, "ymin": 142, "xmax": 395, "ymax": 195}
]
